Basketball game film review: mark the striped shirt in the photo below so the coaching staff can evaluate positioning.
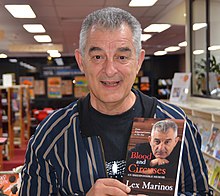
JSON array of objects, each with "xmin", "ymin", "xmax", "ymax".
[{"xmin": 19, "ymin": 95, "xmax": 210, "ymax": 195}]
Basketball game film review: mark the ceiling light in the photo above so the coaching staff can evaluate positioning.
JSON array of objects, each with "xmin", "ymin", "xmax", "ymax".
[
  {"xmin": 154, "ymin": 51, "xmax": 167, "ymax": 56},
  {"xmin": 47, "ymin": 50, "xmax": 59, "ymax": 54},
  {"xmin": 164, "ymin": 46, "xmax": 180, "ymax": 52},
  {"xmin": 144, "ymin": 24, "xmax": 171, "ymax": 33},
  {"xmin": 193, "ymin": 50, "xmax": 204, "ymax": 55},
  {"xmin": 50, "ymin": 52, "xmax": 61, "ymax": 58},
  {"xmin": 0, "ymin": 53, "xmax": 7, "ymax": 58},
  {"xmin": 5, "ymin": 5, "xmax": 36, "ymax": 18},
  {"xmin": 47, "ymin": 50, "xmax": 61, "ymax": 58},
  {"xmin": 9, "ymin": 59, "xmax": 17, "ymax": 63},
  {"xmin": 129, "ymin": 0, "xmax": 158, "ymax": 7},
  {"xmin": 178, "ymin": 41, "xmax": 187, "ymax": 47},
  {"xmin": 141, "ymin": 34, "xmax": 152, "ymax": 41},
  {"xmin": 208, "ymin": 45, "xmax": 220, "ymax": 51},
  {"xmin": 193, "ymin": 23, "xmax": 207, "ymax": 31},
  {"xmin": 23, "ymin": 24, "xmax": 46, "ymax": 33},
  {"xmin": 34, "ymin": 35, "xmax": 52, "ymax": 43}
]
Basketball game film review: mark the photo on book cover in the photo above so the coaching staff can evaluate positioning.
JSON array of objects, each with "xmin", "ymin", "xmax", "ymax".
[{"xmin": 123, "ymin": 118, "xmax": 186, "ymax": 196}]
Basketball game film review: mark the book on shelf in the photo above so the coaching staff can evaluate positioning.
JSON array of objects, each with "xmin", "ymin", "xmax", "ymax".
[
  {"xmin": 123, "ymin": 118, "xmax": 186, "ymax": 195},
  {"xmin": 203, "ymin": 154, "xmax": 216, "ymax": 184},
  {"xmin": 205, "ymin": 123, "xmax": 220, "ymax": 158},
  {"xmin": 169, "ymin": 73, "xmax": 191, "ymax": 102},
  {"xmin": 194, "ymin": 118, "xmax": 212, "ymax": 152},
  {"xmin": 210, "ymin": 163, "xmax": 220, "ymax": 191}
]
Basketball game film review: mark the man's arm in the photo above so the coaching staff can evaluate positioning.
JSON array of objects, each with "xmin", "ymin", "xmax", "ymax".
[
  {"xmin": 156, "ymin": 101, "xmax": 210, "ymax": 195},
  {"xmin": 19, "ymin": 136, "xmax": 59, "ymax": 195}
]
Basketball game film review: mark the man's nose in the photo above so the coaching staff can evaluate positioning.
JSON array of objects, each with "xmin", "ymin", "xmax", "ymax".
[
  {"xmin": 104, "ymin": 58, "xmax": 117, "ymax": 77},
  {"xmin": 158, "ymin": 142, "xmax": 165, "ymax": 150}
]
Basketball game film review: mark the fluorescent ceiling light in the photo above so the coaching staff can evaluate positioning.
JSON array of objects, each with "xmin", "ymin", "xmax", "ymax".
[
  {"xmin": 47, "ymin": 50, "xmax": 59, "ymax": 54},
  {"xmin": 193, "ymin": 50, "xmax": 204, "ymax": 55},
  {"xmin": 9, "ymin": 59, "xmax": 17, "ymax": 63},
  {"xmin": 5, "ymin": 5, "xmax": 36, "ymax": 18},
  {"xmin": 164, "ymin": 46, "xmax": 180, "ymax": 52},
  {"xmin": 154, "ymin": 51, "xmax": 167, "ymax": 56},
  {"xmin": 0, "ymin": 53, "xmax": 7, "ymax": 58},
  {"xmin": 144, "ymin": 24, "xmax": 171, "ymax": 33},
  {"xmin": 141, "ymin": 34, "xmax": 152, "ymax": 41},
  {"xmin": 23, "ymin": 24, "xmax": 45, "ymax": 33},
  {"xmin": 129, "ymin": 0, "xmax": 158, "ymax": 7},
  {"xmin": 50, "ymin": 52, "xmax": 61, "ymax": 58},
  {"xmin": 193, "ymin": 23, "xmax": 207, "ymax": 31},
  {"xmin": 208, "ymin": 45, "xmax": 220, "ymax": 51},
  {"xmin": 178, "ymin": 41, "xmax": 187, "ymax": 47},
  {"xmin": 47, "ymin": 50, "xmax": 61, "ymax": 58},
  {"xmin": 34, "ymin": 35, "xmax": 52, "ymax": 43}
]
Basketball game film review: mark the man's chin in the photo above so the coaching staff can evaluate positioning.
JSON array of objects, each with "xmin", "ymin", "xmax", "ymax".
[{"xmin": 155, "ymin": 155, "xmax": 166, "ymax": 159}]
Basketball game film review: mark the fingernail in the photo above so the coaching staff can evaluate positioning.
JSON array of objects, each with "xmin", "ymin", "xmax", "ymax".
[{"xmin": 126, "ymin": 186, "xmax": 131, "ymax": 193}]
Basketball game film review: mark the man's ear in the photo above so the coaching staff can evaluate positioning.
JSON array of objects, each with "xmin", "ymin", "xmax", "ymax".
[
  {"xmin": 148, "ymin": 135, "xmax": 151, "ymax": 143},
  {"xmin": 75, "ymin": 49, "xmax": 84, "ymax": 73},
  {"xmin": 175, "ymin": 136, "xmax": 180, "ymax": 144},
  {"xmin": 136, "ymin": 49, "xmax": 145, "ymax": 74}
]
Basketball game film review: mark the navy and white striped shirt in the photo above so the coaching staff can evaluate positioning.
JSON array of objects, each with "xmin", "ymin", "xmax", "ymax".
[{"xmin": 19, "ymin": 94, "xmax": 210, "ymax": 195}]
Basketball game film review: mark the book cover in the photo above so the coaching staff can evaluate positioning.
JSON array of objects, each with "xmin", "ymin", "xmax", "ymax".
[
  {"xmin": 203, "ymin": 154, "xmax": 216, "ymax": 183},
  {"xmin": 123, "ymin": 118, "xmax": 186, "ymax": 195},
  {"xmin": 169, "ymin": 73, "xmax": 191, "ymax": 102},
  {"xmin": 205, "ymin": 123, "xmax": 220, "ymax": 157},
  {"xmin": 194, "ymin": 118, "xmax": 212, "ymax": 152},
  {"xmin": 210, "ymin": 163, "xmax": 220, "ymax": 191}
]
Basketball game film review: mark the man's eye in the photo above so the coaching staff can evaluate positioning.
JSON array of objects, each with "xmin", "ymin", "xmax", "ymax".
[
  {"xmin": 165, "ymin": 140, "xmax": 171, "ymax": 145},
  {"xmin": 154, "ymin": 140, "xmax": 160, "ymax": 145},
  {"xmin": 115, "ymin": 55, "xmax": 129, "ymax": 63},
  {"xmin": 90, "ymin": 55, "xmax": 105, "ymax": 63},
  {"xmin": 94, "ymin": 55, "xmax": 101, "ymax": 59},
  {"xmin": 119, "ymin": 56, "xmax": 126, "ymax": 60}
]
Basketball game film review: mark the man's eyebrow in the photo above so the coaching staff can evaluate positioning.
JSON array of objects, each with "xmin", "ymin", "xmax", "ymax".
[
  {"xmin": 89, "ymin": 46, "xmax": 103, "ymax": 53},
  {"xmin": 117, "ymin": 47, "xmax": 132, "ymax": 52}
]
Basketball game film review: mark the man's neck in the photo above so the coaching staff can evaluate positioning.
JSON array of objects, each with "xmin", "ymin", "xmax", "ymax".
[{"xmin": 90, "ymin": 91, "xmax": 136, "ymax": 115}]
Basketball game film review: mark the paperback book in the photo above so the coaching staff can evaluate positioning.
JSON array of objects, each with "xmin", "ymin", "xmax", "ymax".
[{"xmin": 123, "ymin": 118, "xmax": 186, "ymax": 195}]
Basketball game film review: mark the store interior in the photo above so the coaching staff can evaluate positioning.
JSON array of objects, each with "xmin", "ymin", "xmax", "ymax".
[{"xmin": 0, "ymin": 0, "xmax": 220, "ymax": 195}]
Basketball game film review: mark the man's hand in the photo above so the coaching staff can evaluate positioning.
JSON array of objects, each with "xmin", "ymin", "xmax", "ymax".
[
  {"xmin": 86, "ymin": 178, "xmax": 131, "ymax": 196},
  {"xmin": 150, "ymin": 158, "xmax": 169, "ymax": 167}
]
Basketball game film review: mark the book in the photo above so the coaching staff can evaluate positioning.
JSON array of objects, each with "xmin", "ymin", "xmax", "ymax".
[
  {"xmin": 205, "ymin": 123, "xmax": 220, "ymax": 157},
  {"xmin": 123, "ymin": 118, "xmax": 186, "ymax": 195},
  {"xmin": 194, "ymin": 118, "xmax": 212, "ymax": 152},
  {"xmin": 169, "ymin": 73, "xmax": 191, "ymax": 102},
  {"xmin": 203, "ymin": 154, "xmax": 216, "ymax": 183},
  {"xmin": 210, "ymin": 163, "xmax": 220, "ymax": 191}
]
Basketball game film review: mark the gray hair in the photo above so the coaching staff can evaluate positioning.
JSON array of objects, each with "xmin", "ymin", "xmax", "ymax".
[
  {"xmin": 79, "ymin": 7, "xmax": 142, "ymax": 57},
  {"xmin": 151, "ymin": 120, "xmax": 178, "ymax": 137}
]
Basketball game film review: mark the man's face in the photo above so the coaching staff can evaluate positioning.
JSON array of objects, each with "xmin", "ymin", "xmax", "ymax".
[
  {"xmin": 75, "ymin": 24, "xmax": 145, "ymax": 109},
  {"xmin": 149, "ymin": 128, "xmax": 179, "ymax": 159}
]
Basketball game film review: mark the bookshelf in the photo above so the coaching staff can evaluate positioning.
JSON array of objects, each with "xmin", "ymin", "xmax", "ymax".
[
  {"xmin": 167, "ymin": 99, "xmax": 220, "ymax": 195},
  {"xmin": 0, "ymin": 85, "xmax": 31, "ymax": 160},
  {"xmin": 0, "ymin": 86, "xmax": 14, "ymax": 160}
]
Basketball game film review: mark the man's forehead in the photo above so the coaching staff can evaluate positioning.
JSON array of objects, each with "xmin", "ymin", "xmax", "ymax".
[{"xmin": 87, "ymin": 39, "xmax": 134, "ymax": 48}]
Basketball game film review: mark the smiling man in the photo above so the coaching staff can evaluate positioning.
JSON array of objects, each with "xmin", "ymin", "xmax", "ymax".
[
  {"xmin": 149, "ymin": 120, "xmax": 180, "ymax": 167},
  {"xmin": 19, "ymin": 7, "xmax": 211, "ymax": 196}
]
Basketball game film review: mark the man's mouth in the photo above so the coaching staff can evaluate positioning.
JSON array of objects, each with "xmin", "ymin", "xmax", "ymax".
[{"xmin": 101, "ymin": 81, "xmax": 120, "ymax": 86}]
